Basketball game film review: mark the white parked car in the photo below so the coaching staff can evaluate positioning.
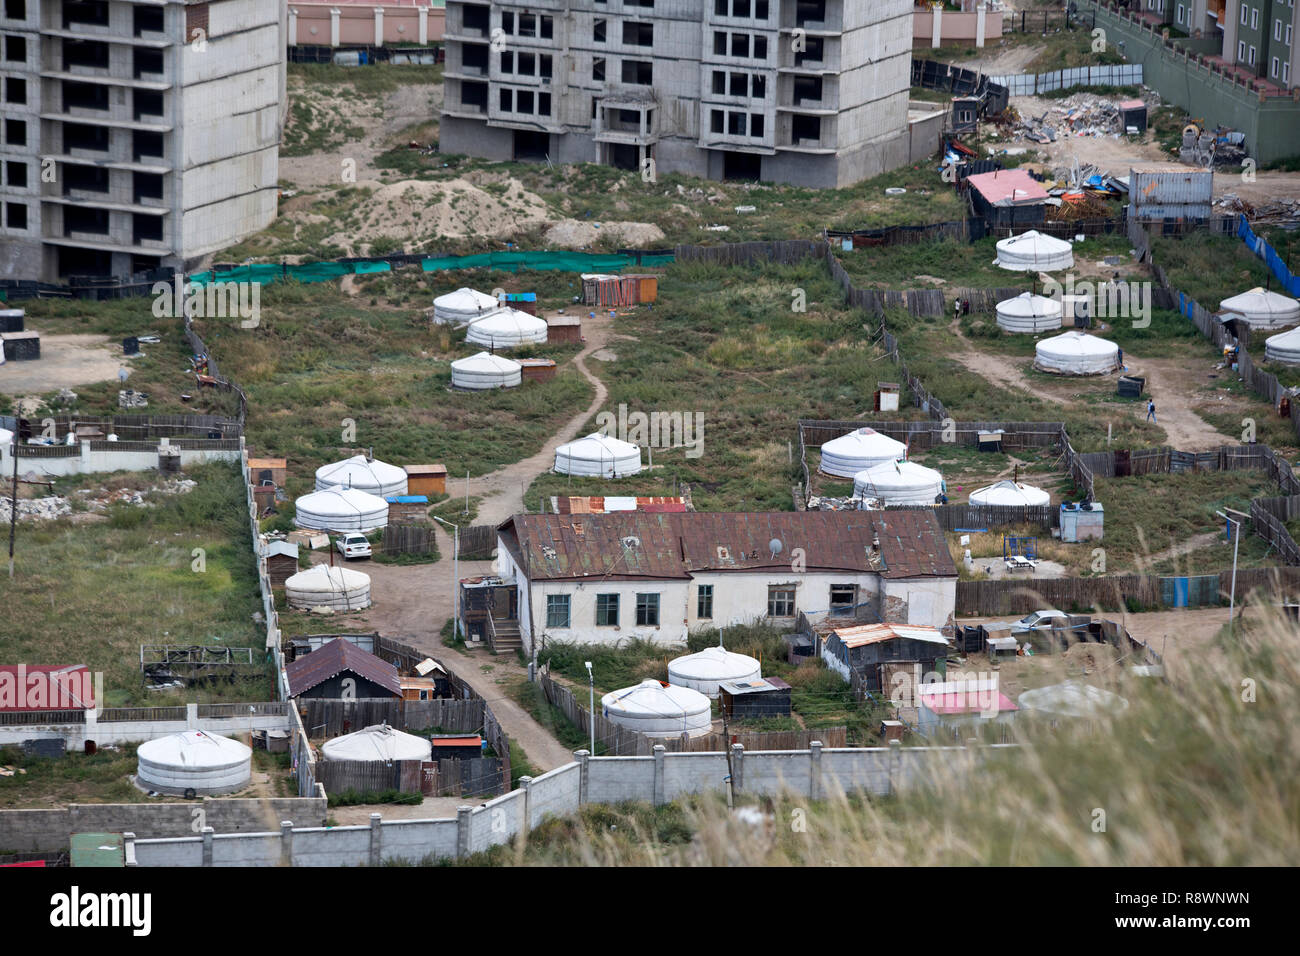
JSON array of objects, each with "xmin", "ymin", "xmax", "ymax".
[
  {"xmin": 998, "ymin": 609, "xmax": 1070, "ymax": 634},
  {"xmin": 335, "ymin": 532, "xmax": 372, "ymax": 560}
]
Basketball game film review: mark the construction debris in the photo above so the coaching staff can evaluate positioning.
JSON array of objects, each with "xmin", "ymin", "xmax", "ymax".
[
  {"xmin": 118, "ymin": 389, "xmax": 149, "ymax": 409},
  {"xmin": 1011, "ymin": 93, "xmax": 1135, "ymax": 143},
  {"xmin": 1179, "ymin": 124, "xmax": 1248, "ymax": 168},
  {"xmin": 1215, "ymin": 194, "xmax": 1300, "ymax": 220}
]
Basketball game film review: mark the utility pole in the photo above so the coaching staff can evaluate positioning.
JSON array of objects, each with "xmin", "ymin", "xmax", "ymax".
[
  {"xmin": 431, "ymin": 515, "xmax": 461, "ymax": 640},
  {"xmin": 8, "ymin": 433, "xmax": 17, "ymax": 578}
]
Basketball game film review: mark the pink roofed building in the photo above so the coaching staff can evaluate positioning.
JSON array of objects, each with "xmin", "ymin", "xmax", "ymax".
[
  {"xmin": 289, "ymin": 0, "xmax": 445, "ymax": 49},
  {"xmin": 916, "ymin": 678, "xmax": 1018, "ymax": 732}
]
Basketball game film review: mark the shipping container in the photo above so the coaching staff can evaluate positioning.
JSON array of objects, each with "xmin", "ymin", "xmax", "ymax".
[{"xmin": 1129, "ymin": 163, "xmax": 1212, "ymax": 216}]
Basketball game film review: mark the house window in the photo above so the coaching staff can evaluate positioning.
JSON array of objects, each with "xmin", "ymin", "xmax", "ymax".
[
  {"xmin": 593, "ymin": 57, "xmax": 605, "ymax": 81},
  {"xmin": 711, "ymin": 109, "xmax": 724, "ymax": 133},
  {"xmin": 6, "ymin": 160, "xmax": 27, "ymax": 188},
  {"xmin": 751, "ymin": 113, "xmax": 764, "ymax": 137},
  {"xmin": 518, "ymin": 13, "xmax": 536, "ymax": 37},
  {"xmin": 754, "ymin": 36, "xmax": 767, "ymax": 59},
  {"xmin": 1240, "ymin": 4, "xmax": 1248, "ymax": 25},
  {"xmin": 1239, "ymin": 40, "xmax": 1246, "ymax": 60},
  {"xmin": 636, "ymin": 593, "xmax": 660, "ymax": 627},
  {"xmin": 3, "ymin": 33, "xmax": 25, "ymax": 61},
  {"xmin": 729, "ymin": 72, "xmax": 746, "ymax": 95},
  {"xmin": 541, "ymin": 16, "xmax": 553, "ymax": 39},
  {"xmin": 1272, "ymin": 56, "xmax": 1280, "ymax": 77},
  {"xmin": 727, "ymin": 111, "xmax": 746, "ymax": 135},
  {"xmin": 1250, "ymin": 8, "xmax": 1258, "ymax": 29},
  {"xmin": 713, "ymin": 31, "xmax": 727, "ymax": 55},
  {"xmin": 731, "ymin": 33, "xmax": 749, "ymax": 57},
  {"xmin": 517, "ymin": 89, "xmax": 534, "ymax": 114},
  {"xmin": 830, "ymin": 584, "xmax": 857, "ymax": 617},
  {"xmin": 502, "ymin": 11, "xmax": 514, "ymax": 34},
  {"xmin": 594, "ymin": 19, "xmax": 606, "ymax": 42},
  {"xmin": 1249, "ymin": 45, "xmax": 1256, "ymax": 66},
  {"xmin": 697, "ymin": 585, "xmax": 714, "ymax": 619},
  {"xmin": 500, "ymin": 51, "xmax": 514, "ymax": 73},
  {"xmin": 1276, "ymin": 19, "xmax": 1283, "ymax": 41},
  {"xmin": 596, "ymin": 593, "xmax": 619, "ymax": 626},
  {"xmin": 546, "ymin": 594, "xmax": 570, "ymax": 628},
  {"xmin": 622, "ymin": 59, "xmax": 652, "ymax": 85},
  {"xmin": 4, "ymin": 118, "xmax": 25, "ymax": 147},
  {"xmin": 751, "ymin": 75, "xmax": 765, "ymax": 98},
  {"xmin": 1177, "ymin": 4, "xmax": 1184, "ymax": 24},
  {"xmin": 623, "ymin": 21, "xmax": 653, "ymax": 46},
  {"xmin": 712, "ymin": 71, "xmax": 726, "ymax": 94},
  {"xmin": 3, "ymin": 75, "xmax": 23, "ymax": 103},
  {"xmin": 519, "ymin": 52, "xmax": 535, "ymax": 75},
  {"xmin": 500, "ymin": 88, "xmax": 512, "ymax": 112},
  {"xmin": 539, "ymin": 92, "xmax": 551, "ymax": 116},
  {"xmin": 540, "ymin": 55, "xmax": 552, "ymax": 79},
  {"xmin": 1284, "ymin": 62, "xmax": 1291, "ymax": 85},
  {"xmin": 768, "ymin": 586, "xmax": 795, "ymax": 618},
  {"xmin": 4, "ymin": 1, "xmax": 26, "ymax": 21}
]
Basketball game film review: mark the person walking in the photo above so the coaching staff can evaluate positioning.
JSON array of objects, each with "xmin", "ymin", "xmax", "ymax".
[{"xmin": 1146, "ymin": 398, "xmax": 1157, "ymax": 423}]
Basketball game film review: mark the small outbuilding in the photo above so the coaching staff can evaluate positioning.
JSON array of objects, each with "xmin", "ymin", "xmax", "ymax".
[
  {"xmin": 517, "ymin": 357, "xmax": 557, "ymax": 383},
  {"xmin": 264, "ymin": 539, "xmax": 300, "ymax": 589},
  {"xmin": 285, "ymin": 637, "xmax": 400, "ymax": 700},
  {"xmin": 1117, "ymin": 99, "xmax": 1147, "ymax": 134},
  {"xmin": 718, "ymin": 677, "xmax": 792, "ymax": 720},
  {"xmin": 820, "ymin": 622, "xmax": 952, "ymax": 691},
  {"xmin": 404, "ymin": 464, "xmax": 447, "ymax": 497},
  {"xmin": 917, "ymin": 678, "xmax": 1018, "ymax": 732},
  {"xmin": 429, "ymin": 734, "xmax": 484, "ymax": 761},
  {"xmin": 546, "ymin": 314, "xmax": 583, "ymax": 344},
  {"xmin": 966, "ymin": 169, "xmax": 1050, "ymax": 228}
]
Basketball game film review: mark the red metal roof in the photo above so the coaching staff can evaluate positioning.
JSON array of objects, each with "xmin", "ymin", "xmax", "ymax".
[
  {"xmin": 285, "ymin": 638, "xmax": 401, "ymax": 698},
  {"xmin": 966, "ymin": 168, "xmax": 1050, "ymax": 206},
  {"xmin": 430, "ymin": 735, "xmax": 482, "ymax": 748},
  {"xmin": 499, "ymin": 511, "xmax": 956, "ymax": 581},
  {"xmin": 920, "ymin": 689, "xmax": 1018, "ymax": 715}
]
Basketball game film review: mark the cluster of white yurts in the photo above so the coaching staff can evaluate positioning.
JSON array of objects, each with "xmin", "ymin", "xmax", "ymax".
[
  {"xmin": 817, "ymin": 427, "xmax": 945, "ymax": 507},
  {"xmin": 432, "ymin": 284, "xmax": 548, "ymax": 346},
  {"xmin": 1226, "ymin": 287, "xmax": 1300, "ymax": 365},
  {"xmin": 601, "ymin": 645, "xmax": 762, "ymax": 739},
  {"xmin": 293, "ymin": 452, "xmax": 409, "ymax": 533}
]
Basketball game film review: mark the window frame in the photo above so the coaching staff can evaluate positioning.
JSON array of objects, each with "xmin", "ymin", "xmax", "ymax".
[
  {"xmin": 635, "ymin": 593, "xmax": 660, "ymax": 627},
  {"xmin": 596, "ymin": 593, "xmax": 620, "ymax": 627},
  {"xmin": 546, "ymin": 593, "xmax": 571, "ymax": 629},
  {"xmin": 767, "ymin": 586, "xmax": 796, "ymax": 618}
]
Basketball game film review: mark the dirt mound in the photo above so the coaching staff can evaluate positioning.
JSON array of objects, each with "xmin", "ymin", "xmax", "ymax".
[
  {"xmin": 320, "ymin": 177, "xmax": 555, "ymax": 254},
  {"xmin": 544, "ymin": 219, "xmax": 666, "ymax": 248}
]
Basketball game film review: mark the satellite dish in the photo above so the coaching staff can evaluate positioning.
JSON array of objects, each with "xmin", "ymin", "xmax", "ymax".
[{"xmin": 769, "ymin": 538, "xmax": 783, "ymax": 556}]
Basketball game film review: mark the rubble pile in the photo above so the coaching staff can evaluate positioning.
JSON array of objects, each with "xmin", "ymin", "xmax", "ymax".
[
  {"xmin": 1180, "ymin": 126, "xmax": 1247, "ymax": 168},
  {"xmin": 118, "ymin": 389, "xmax": 149, "ymax": 409},
  {"xmin": 2, "ymin": 477, "xmax": 196, "ymax": 522},
  {"xmin": 1014, "ymin": 94, "xmax": 1129, "ymax": 143},
  {"xmin": 1215, "ymin": 194, "xmax": 1300, "ymax": 219}
]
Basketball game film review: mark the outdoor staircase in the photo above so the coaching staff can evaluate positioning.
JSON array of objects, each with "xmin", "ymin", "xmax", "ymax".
[{"xmin": 486, "ymin": 617, "xmax": 522, "ymax": 656}]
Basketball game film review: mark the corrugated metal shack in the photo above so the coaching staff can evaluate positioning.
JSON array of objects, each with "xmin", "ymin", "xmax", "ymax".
[
  {"xmin": 965, "ymin": 168, "xmax": 1049, "ymax": 229},
  {"xmin": 820, "ymin": 622, "xmax": 952, "ymax": 692},
  {"xmin": 582, "ymin": 273, "xmax": 658, "ymax": 307},
  {"xmin": 1128, "ymin": 163, "xmax": 1212, "ymax": 221},
  {"xmin": 719, "ymin": 677, "xmax": 792, "ymax": 720}
]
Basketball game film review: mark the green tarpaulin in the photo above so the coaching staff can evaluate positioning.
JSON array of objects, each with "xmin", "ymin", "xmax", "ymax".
[{"xmin": 187, "ymin": 251, "xmax": 672, "ymax": 288}]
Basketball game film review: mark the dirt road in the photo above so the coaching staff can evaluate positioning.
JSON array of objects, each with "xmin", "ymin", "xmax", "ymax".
[{"xmin": 0, "ymin": 333, "xmax": 124, "ymax": 398}]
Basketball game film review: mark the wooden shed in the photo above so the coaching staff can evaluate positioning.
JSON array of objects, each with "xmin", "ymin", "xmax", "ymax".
[
  {"xmin": 247, "ymin": 456, "xmax": 287, "ymax": 487},
  {"xmin": 517, "ymin": 358, "xmax": 557, "ymax": 383},
  {"xmin": 546, "ymin": 314, "xmax": 583, "ymax": 344},
  {"xmin": 719, "ymin": 677, "xmax": 792, "ymax": 720},
  {"xmin": 429, "ymin": 734, "xmax": 484, "ymax": 761},
  {"xmin": 820, "ymin": 622, "xmax": 951, "ymax": 692},
  {"xmin": 404, "ymin": 464, "xmax": 447, "ymax": 497},
  {"xmin": 265, "ymin": 540, "xmax": 300, "ymax": 589},
  {"xmin": 385, "ymin": 495, "xmax": 430, "ymax": 523}
]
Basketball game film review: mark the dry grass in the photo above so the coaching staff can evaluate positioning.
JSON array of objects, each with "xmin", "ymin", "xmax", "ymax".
[{"xmin": 477, "ymin": 598, "xmax": 1300, "ymax": 866}]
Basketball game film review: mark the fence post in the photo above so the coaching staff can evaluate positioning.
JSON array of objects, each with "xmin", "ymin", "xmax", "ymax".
[
  {"xmin": 122, "ymin": 832, "xmax": 137, "ymax": 867},
  {"xmin": 575, "ymin": 750, "xmax": 589, "ymax": 804},
  {"xmin": 280, "ymin": 820, "xmax": 293, "ymax": 866},
  {"xmin": 456, "ymin": 805, "xmax": 473, "ymax": 859},
  {"xmin": 201, "ymin": 826, "xmax": 214, "ymax": 867},
  {"xmin": 887, "ymin": 739, "xmax": 901, "ymax": 795},
  {"xmin": 369, "ymin": 812, "xmax": 382, "ymax": 866},
  {"xmin": 519, "ymin": 776, "xmax": 533, "ymax": 839},
  {"xmin": 653, "ymin": 744, "xmax": 666, "ymax": 806},
  {"xmin": 186, "ymin": 702, "xmax": 198, "ymax": 730},
  {"xmin": 809, "ymin": 741, "xmax": 823, "ymax": 801},
  {"xmin": 731, "ymin": 744, "xmax": 744, "ymax": 793}
]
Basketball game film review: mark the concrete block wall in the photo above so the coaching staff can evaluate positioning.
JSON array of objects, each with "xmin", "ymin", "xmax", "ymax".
[
  {"xmin": 525, "ymin": 763, "xmax": 581, "ymax": 829},
  {"xmin": 123, "ymin": 742, "xmax": 1009, "ymax": 865}
]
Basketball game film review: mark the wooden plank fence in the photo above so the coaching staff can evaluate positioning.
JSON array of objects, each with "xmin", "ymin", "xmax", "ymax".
[
  {"xmin": 539, "ymin": 672, "xmax": 846, "ymax": 755},
  {"xmin": 382, "ymin": 524, "xmax": 435, "ymax": 557},
  {"xmin": 301, "ymin": 697, "xmax": 486, "ymax": 739},
  {"xmin": 318, "ymin": 757, "xmax": 505, "ymax": 799},
  {"xmin": 956, "ymin": 566, "xmax": 1300, "ymax": 616},
  {"xmin": 457, "ymin": 524, "xmax": 496, "ymax": 560}
]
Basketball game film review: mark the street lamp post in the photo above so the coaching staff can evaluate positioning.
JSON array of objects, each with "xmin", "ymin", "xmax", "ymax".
[
  {"xmin": 1215, "ymin": 509, "xmax": 1244, "ymax": 633},
  {"xmin": 430, "ymin": 515, "xmax": 461, "ymax": 641},
  {"xmin": 585, "ymin": 661, "xmax": 595, "ymax": 754}
]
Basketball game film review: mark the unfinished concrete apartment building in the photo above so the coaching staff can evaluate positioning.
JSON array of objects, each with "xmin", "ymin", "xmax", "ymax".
[
  {"xmin": 0, "ymin": 0, "xmax": 286, "ymax": 281},
  {"xmin": 441, "ymin": 0, "xmax": 915, "ymax": 187}
]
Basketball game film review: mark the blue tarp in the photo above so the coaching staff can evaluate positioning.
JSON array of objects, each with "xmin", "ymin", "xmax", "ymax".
[{"xmin": 1238, "ymin": 214, "xmax": 1300, "ymax": 296}]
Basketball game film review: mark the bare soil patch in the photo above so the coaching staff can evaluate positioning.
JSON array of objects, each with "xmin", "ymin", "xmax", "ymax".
[{"xmin": 0, "ymin": 333, "xmax": 124, "ymax": 396}]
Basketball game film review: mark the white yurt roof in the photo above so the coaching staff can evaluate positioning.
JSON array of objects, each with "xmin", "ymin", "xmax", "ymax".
[
  {"xmin": 284, "ymin": 564, "xmax": 372, "ymax": 610},
  {"xmin": 315, "ymin": 454, "xmax": 408, "ymax": 497},
  {"xmin": 450, "ymin": 350, "xmax": 522, "ymax": 390},
  {"xmin": 554, "ymin": 432, "xmax": 643, "ymax": 478},
  {"xmin": 668, "ymin": 646, "xmax": 762, "ymax": 698},
  {"xmin": 1265, "ymin": 325, "xmax": 1300, "ymax": 365},
  {"xmin": 969, "ymin": 479, "xmax": 1051, "ymax": 507},
  {"xmin": 995, "ymin": 292, "xmax": 1064, "ymax": 333},
  {"xmin": 433, "ymin": 287, "xmax": 502, "ymax": 326},
  {"xmin": 294, "ymin": 486, "xmax": 389, "ymax": 532},
  {"xmin": 321, "ymin": 723, "xmax": 433, "ymax": 762},
  {"xmin": 995, "ymin": 230, "xmax": 1074, "ymax": 272},
  {"xmin": 1219, "ymin": 287, "xmax": 1300, "ymax": 328},
  {"xmin": 1034, "ymin": 330, "xmax": 1120, "ymax": 375},
  {"xmin": 465, "ymin": 308, "xmax": 547, "ymax": 348},
  {"xmin": 853, "ymin": 460, "xmax": 945, "ymax": 506},
  {"xmin": 1017, "ymin": 681, "xmax": 1129, "ymax": 719},
  {"xmin": 819, "ymin": 427, "xmax": 909, "ymax": 478},
  {"xmin": 0, "ymin": 427, "xmax": 12, "ymax": 446},
  {"xmin": 601, "ymin": 679, "xmax": 713, "ymax": 737},
  {"xmin": 137, "ymin": 731, "xmax": 252, "ymax": 795}
]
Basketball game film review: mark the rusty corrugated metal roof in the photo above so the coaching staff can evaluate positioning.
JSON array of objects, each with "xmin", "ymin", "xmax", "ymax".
[
  {"xmin": 285, "ymin": 638, "xmax": 400, "ymax": 698},
  {"xmin": 499, "ymin": 511, "xmax": 955, "ymax": 581}
]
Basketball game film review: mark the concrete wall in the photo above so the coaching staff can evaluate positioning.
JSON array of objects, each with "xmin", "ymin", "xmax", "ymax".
[
  {"xmin": 913, "ymin": 8, "xmax": 1004, "ymax": 45},
  {"xmin": 1085, "ymin": 1, "xmax": 1300, "ymax": 163},
  {"xmin": 0, "ymin": 797, "xmax": 326, "ymax": 853},
  {"xmin": 0, "ymin": 441, "xmax": 240, "ymax": 480},
  {"xmin": 125, "ymin": 741, "xmax": 1008, "ymax": 865},
  {"xmin": 0, "ymin": 705, "xmax": 289, "ymax": 748},
  {"xmin": 290, "ymin": 2, "xmax": 446, "ymax": 47}
]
